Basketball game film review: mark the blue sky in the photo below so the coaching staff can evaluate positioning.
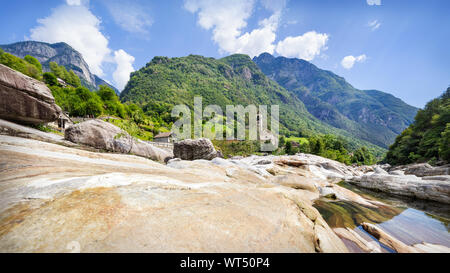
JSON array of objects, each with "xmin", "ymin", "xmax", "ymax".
[{"xmin": 0, "ymin": 0, "xmax": 449, "ymax": 108}]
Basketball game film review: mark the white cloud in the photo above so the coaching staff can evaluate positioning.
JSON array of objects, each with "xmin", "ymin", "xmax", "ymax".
[
  {"xmin": 185, "ymin": 0, "xmax": 328, "ymax": 61},
  {"xmin": 184, "ymin": 0, "xmax": 286, "ymax": 57},
  {"xmin": 232, "ymin": 12, "xmax": 280, "ymax": 57},
  {"xmin": 104, "ymin": 1, "xmax": 153, "ymax": 35},
  {"xmin": 66, "ymin": 0, "xmax": 81, "ymax": 5},
  {"xmin": 30, "ymin": 2, "xmax": 137, "ymax": 89},
  {"xmin": 366, "ymin": 0, "xmax": 381, "ymax": 6},
  {"xmin": 284, "ymin": 20, "xmax": 298, "ymax": 27},
  {"xmin": 368, "ymin": 20, "xmax": 381, "ymax": 31},
  {"xmin": 113, "ymin": 50, "xmax": 135, "ymax": 90},
  {"xmin": 66, "ymin": 0, "xmax": 89, "ymax": 6},
  {"xmin": 260, "ymin": 0, "xmax": 287, "ymax": 12},
  {"xmin": 184, "ymin": 0, "xmax": 256, "ymax": 55},
  {"xmin": 275, "ymin": 31, "xmax": 329, "ymax": 61},
  {"xmin": 30, "ymin": 4, "xmax": 111, "ymax": 76},
  {"xmin": 341, "ymin": 54, "xmax": 367, "ymax": 69}
]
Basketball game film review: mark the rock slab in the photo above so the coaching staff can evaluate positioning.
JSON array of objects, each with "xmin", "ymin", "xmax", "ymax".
[
  {"xmin": 0, "ymin": 64, "xmax": 61, "ymax": 125},
  {"xmin": 0, "ymin": 135, "xmax": 348, "ymax": 253},
  {"xmin": 349, "ymin": 173, "xmax": 450, "ymax": 204},
  {"xmin": 402, "ymin": 163, "xmax": 449, "ymax": 177},
  {"xmin": 65, "ymin": 119, "xmax": 172, "ymax": 162}
]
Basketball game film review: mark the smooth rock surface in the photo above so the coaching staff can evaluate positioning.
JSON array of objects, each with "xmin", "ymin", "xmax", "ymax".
[
  {"xmin": 412, "ymin": 243, "xmax": 450, "ymax": 253},
  {"xmin": 349, "ymin": 173, "xmax": 450, "ymax": 204},
  {"xmin": 65, "ymin": 119, "xmax": 172, "ymax": 162},
  {"xmin": 0, "ymin": 118, "xmax": 72, "ymax": 145},
  {"xmin": 271, "ymin": 174, "xmax": 319, "ymax": 193},
  {"xmin": 293, "ymin": 153, "xmax": 367, "ymax": 180},
  {"xmin": 389, "ymin": 170, "xmax": 405, "ymax": 176},
  {"xmin": 2, "ymin": 127, "xmax": 448, "ymax": 253},
  {"xmin": 391, "ymin": 163, "xmax": 450, "ymax": 177},
  {"xmin": 333, "ymin": 227, "xmax": 382, "ymax": 253},
  {"xmin": 374, "ymin": 167, "xmax": 388, "ymax": 175},
  {"xmin": 0, "ymin": 64, "xmax": 61, "ymax": 125},
  {"xmin": 361, "ymin": 222, "xmax": 419, "ymax": 253},
  {"xmin": 0, "ymin": 135, "xmax": 349, "ymax": 253}
]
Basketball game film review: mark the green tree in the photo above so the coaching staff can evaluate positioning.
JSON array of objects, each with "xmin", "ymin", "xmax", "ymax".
[
  {"xmin": 279, "ymin": 135, "xmax": 286, "ymax": 148},
  {"xmin": 24, "ymin": 55, "xmax": 42, "ymax": 73},
  {"xmin": 43, "ymin": 72, "xmax": 58, "ymax": 86},
  {"xmin": 125, "ymin": 104, "xmax": 146, "ymax": 125},
  {"xmin": 67, "ymin": 70, "xmax": 81, "ymax": 87},
  {"xmin": 352, "ymin": 146, "xmax": 375, "ymax": 165},
  {"xmin": 299, "ymin": 141, "xmax": 310, "ymax": 153},
  {"xmin": 49, "ymin": 62, "xmax": 64, "ymax": 78},
  {"xmin": 309, "ymin": 136, "xmax": 325, "ymax": 155},
  {"xmin": 97, "ymin": 85, "xmax": 126, "ymax": 118},
  {"xmin": 439, "ymin": 123, "xmax": 450, "ymax": 162},
  {"xmin": 49, "ymin": 62, "xmax": 81, "ymax": 87},
  {"xmin": 386, "ymin": 88, "xmax": 450, "ymax": 165},
  {"xmin": 285, "ymin": 141, "xmax": 293, "ymax": 155},
  {"xmin": 0, "ymin": 50, "xmax": 42, "ymax": 80}
]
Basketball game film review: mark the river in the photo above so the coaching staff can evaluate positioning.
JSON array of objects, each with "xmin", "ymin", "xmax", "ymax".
[{"xmin": 313, "ymin": 181, "xmax": 450, "ymax": 253}]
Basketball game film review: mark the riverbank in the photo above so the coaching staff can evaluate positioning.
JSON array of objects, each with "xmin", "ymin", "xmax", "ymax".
[{"xmin": 0, "ymin": 122, "xmax": 449, "ymax": 252}]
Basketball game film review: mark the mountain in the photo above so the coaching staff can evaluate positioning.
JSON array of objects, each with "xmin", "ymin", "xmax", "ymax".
[
  {"xmin": 386, "ymin": 88, "xmax": 449, "ymax": 165},
  {"xmin": 94, "ymin": 75, "xmax": 115, "ymax": 91},
  {"xmin": 253, "ymin": 53, "xmax": 419, "ymax": 148},
  {"xmin": 120, "ymin": 54, "xmax": 385, "ymax": 153},
  {"xmin": 0, "ymin": 41, "xmax": 119, "ymax": 94}
]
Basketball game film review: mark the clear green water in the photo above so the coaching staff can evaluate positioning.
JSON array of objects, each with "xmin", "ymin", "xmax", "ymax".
[{"xmin": 313, "ymin": 182, "xmax": 450, "ymax": 252}]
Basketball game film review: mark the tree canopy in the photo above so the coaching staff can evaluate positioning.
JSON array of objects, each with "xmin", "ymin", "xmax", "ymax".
[
  {"xmin": 280, "ymin": 134, "xmax": 376, "ymax": 165},
  {"xmin": 0, "ymin": 49, "xmax": 42, "ymax": 80},
  {"xmin": 49, "ymin": 62, "xmax": 81, "ymax": 87},
  {"xmin": 386, "ymin": 88, "xmax": 450, "ymax": 165}
]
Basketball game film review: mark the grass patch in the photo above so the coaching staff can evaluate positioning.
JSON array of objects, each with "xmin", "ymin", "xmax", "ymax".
[
  {"xmin": 31, "ymin": 124, "xmax": 64, "ymax": 136},
  {"xmin": 105, "ymin": 118, "xmax": 154, "ymax": 141},
  {"xmin": 285, "ymin": 136, "xmax": 309, "ymax": 145},
  {"xmin": 212, "ymin": 140, "xmax": 262, "ymax": 158}
]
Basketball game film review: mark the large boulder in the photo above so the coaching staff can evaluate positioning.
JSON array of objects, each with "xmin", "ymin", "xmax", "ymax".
[
  {"xmin": 348, "ymin": 173, "xmax": 450, "ymax": 204},
  {"xmin": 65, "ymin": 119, "xmax": 172, "ymax": 162},
  {"xmin": 173, "ymin": 138, "xmax": 220, "ymax": 160},
  {"xmin": 0, "ymin": 64, "xmax": 61, "ymax": 125}
]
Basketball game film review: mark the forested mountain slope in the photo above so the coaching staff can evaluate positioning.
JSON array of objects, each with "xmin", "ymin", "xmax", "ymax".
[
  {"xmin": 120, "ymin": 54, "xmax": 384, "ymax": 153},
  {"xmin": 386, "ymin": 88, "xmax": 449, "ymax": 165},
  {"xmin": 0, "ymin": 41, "xmax": 118, "ymax": 94},
  {"xmin": 253, "ymin": 53, "xmax": 418, "ymax": 148}
]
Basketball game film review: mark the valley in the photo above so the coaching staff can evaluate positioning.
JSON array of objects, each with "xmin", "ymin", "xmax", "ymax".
[{"xmin": 0, "ymin": 38, "xmax": 448, "ymax": 254}]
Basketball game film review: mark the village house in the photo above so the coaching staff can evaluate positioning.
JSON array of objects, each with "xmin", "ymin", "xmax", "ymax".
[
  {"xmin": 153, "ymin": 132, "xmax": 175, "ymax": 143},
  {"xmin": 46, "ymin": 112, "xmax": 73, "ymax": 131},
  {"xmin": 58, "ymin": 112, "xmax": 73, "ymax": 129}
]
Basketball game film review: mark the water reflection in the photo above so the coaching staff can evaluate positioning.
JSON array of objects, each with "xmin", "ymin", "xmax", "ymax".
[
  {"xmin": 314, "ymin": 199, "xmax": 404, "ymax": 229},
  {"xmin": 338, "ymin": 181, "xmax": 450, "ymax": 223},
  {"xmin": 313, "ymin": 182, "xmax": 450, "ymax": 251},
  {"xmin": 378, "ymin": 209, "xmax": 450, "ymax": 247}
]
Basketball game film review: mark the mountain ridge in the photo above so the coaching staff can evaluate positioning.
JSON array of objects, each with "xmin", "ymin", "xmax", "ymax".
[
  {"xmin": 120, "ymin": 53, "xmax": 386, "ymax": 154},
  {"xmin": 0, "ymin": 41, "xmax": 119, "ymax": 94},
  {"xmin": 253, "ymin": 52, "xmax": 419, "ymax": 148}
]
